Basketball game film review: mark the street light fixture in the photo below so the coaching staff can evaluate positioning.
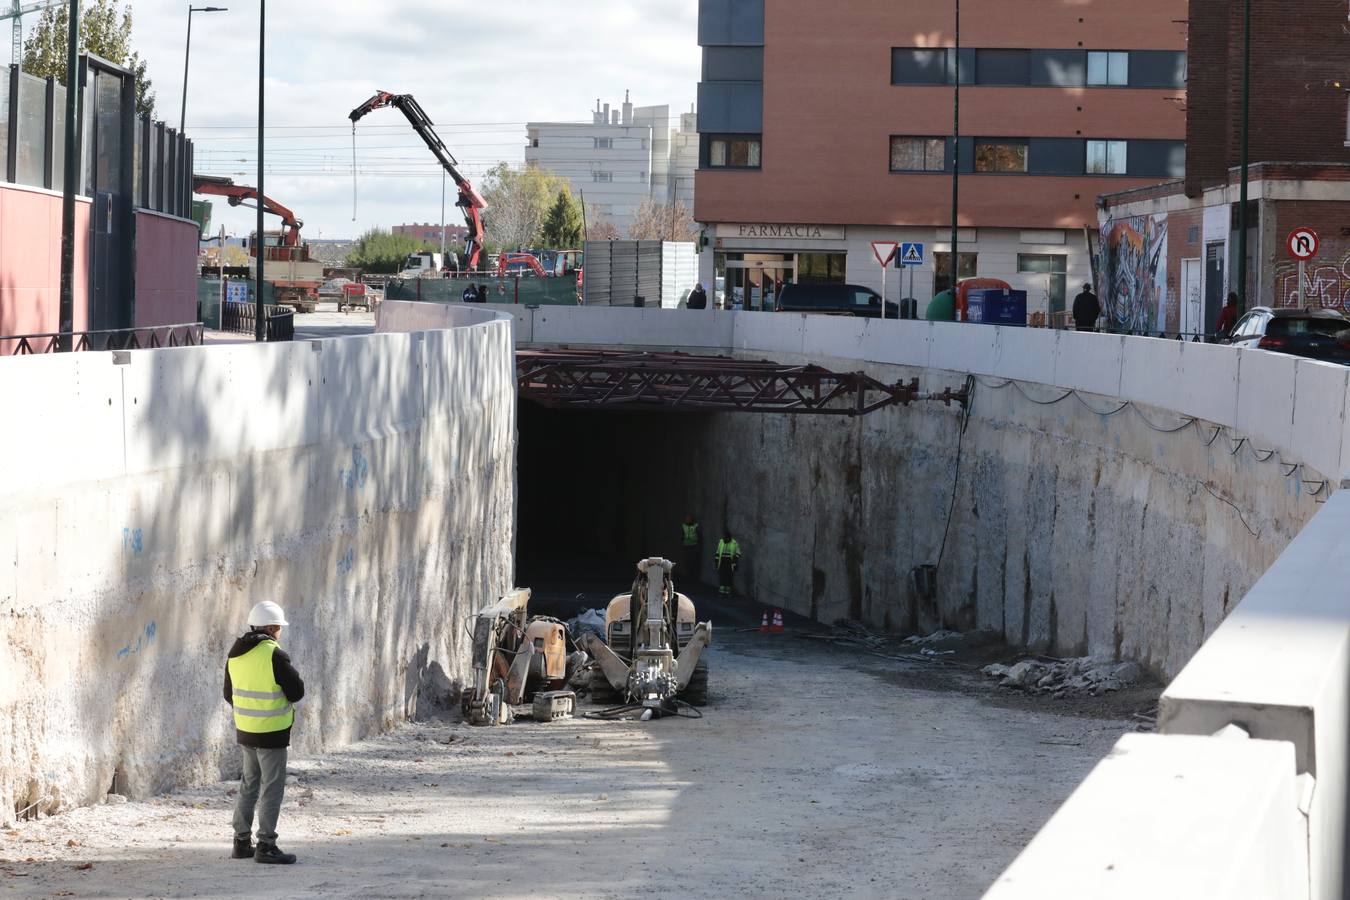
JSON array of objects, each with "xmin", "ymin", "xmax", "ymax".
[{"xmin": 180, "ymin": 4, "xmax": 227, "ymax": 133}]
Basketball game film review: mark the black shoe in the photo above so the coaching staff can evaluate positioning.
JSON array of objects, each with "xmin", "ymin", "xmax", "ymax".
[
  {"xmin": 231, "ymin": 838, "xmax": 255, "ymax": 859},
  {"xmin": 254, "ymin": 842, "xmax": 297, "ymax": 865}
]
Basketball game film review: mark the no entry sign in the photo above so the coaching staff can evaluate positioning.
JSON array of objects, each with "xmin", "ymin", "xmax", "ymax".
[{"xmin": 1287, "ymin": 228, "xmax": 1320, "ymax": 260}]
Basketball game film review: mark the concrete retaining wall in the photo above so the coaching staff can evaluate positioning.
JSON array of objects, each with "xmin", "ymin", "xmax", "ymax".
[{"xmin": 0, "ymin": 307, "xmax": 518, "ymax": 823}]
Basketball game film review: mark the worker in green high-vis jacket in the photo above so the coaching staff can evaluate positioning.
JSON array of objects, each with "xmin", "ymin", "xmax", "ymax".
[
  {"xmin": 716, "ymin": 529, "xmax": 742, "ymax": 596},
  {"xmin": 223, "ymin": 601, "xmax": 305, "ymax": 865}
]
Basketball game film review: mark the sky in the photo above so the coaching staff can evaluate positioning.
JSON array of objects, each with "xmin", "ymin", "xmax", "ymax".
[{"xmin": 117, "ymin": 0, "xmax": 700, "ymax": 240}]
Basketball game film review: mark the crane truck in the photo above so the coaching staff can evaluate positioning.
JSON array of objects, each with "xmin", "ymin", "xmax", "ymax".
[
  {"xmin": 348, "ymin": 92, "xmax": 489, "ymax": 272},
  {"xmin": 192, "ymin": 175, "xmax": 324, "ymax": 313}
]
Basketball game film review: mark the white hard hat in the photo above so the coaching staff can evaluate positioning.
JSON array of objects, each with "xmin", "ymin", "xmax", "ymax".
[{"xmin": 247, "ymin": 601, "xmax": 289, "ymax": 628}]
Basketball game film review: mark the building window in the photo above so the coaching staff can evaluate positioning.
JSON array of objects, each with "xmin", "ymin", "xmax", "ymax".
[
  {"xmin": 594, "ymin": 137, "xmax": 613, "ymax": 149},
  {"xmin": 1087, "ymin": 51, "xmax": 1129, "ymax": 86},
  {"xmin": 934, "ymin": 252, "xmax": 979, "ymax": 295},
  {"xmin": 889, "ymin": 136, "xmax": 946, "ymax": 172},
  {"xmin": 891, "ymin": 48, "xmax": 949, "ymax": 85},
  {"xmin": 974, "ymin": 140, "xmax": 1028, "ymax": 173},
  {"xmin": 707, "ymin": 135, "xmax": 761, "ymax": 168},
  {"xmin": 592, "ymin": 171, "xmax": 613, "ymax": 183},
  {"xmin": 1086, "ymin": 139, "xmax": 1127, "ymax": 174},
  {"xmin": 797, "ymin": 253, "xmax": 847, "ymax": 284},
  {"xmin": 1018, "ymin": 253, "xmax": 1068, "ymax": 314},
  {"xmin": 975, "ymin": 49, "xmax": 1030, "ymax": 85}
]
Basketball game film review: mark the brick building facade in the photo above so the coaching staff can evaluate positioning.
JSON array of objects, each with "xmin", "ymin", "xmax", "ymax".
[{"xmin": 392, "ymin": 223, "xmax": 469, "ymax": 245}]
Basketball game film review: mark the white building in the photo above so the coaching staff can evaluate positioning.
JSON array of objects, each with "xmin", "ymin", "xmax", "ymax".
[{"xmin": 526, "ymin": 94, "xmax": 697, "ymax": 235}]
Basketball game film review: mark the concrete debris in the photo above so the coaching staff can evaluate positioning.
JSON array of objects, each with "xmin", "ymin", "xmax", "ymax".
[
  {"xmin": 567, "ymin": 608, "xmax": 606, "ymax": 641},
  {"xmin": 981, "ymin": 656, "xmax": 1144, "ymax": 697},
  {"xmin": 902, "ymin": 630, "xmax": 963, "ymax": 646}
]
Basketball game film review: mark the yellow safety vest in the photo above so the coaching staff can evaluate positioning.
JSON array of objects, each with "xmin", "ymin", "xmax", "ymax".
[
  {"xmin": 682, "ymin": 523, "xmax": 700, "ymax": 546},
  {"xmin": 716, "ymin": 539, "xmax": 741, "ymax": 564},
  {"xmin": 227, "ymin": 640, "xmax": 294, "ymax": 734}
]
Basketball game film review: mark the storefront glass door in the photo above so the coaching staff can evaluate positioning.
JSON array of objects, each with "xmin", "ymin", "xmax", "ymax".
[{"xmin": 723, "ymin": 254, "xmax": 797, "ymax": 311}]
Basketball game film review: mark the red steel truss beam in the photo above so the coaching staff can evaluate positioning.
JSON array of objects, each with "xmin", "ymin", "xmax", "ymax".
[{"xmin": 516, "ymin": 349, "xmax": 966, "ymax": 415}]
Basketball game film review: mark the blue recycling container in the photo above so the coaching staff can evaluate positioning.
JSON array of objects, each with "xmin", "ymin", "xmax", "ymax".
[{"xmin": 965, "ymin": 288, "xmax": 1028, "ymax": 327}]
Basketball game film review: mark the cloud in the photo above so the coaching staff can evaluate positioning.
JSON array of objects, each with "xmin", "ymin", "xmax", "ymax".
[{"xmin": 129, "ymin": 0, "xmax": 699, "ymax": 238}]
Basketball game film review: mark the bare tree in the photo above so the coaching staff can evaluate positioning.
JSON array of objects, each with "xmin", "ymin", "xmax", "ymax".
[
  {"xmin": 587, "ymin": 206, "xmax": 621, "ymax": 242},
  {"xmin": 627, "ymin": 198, "xmax": 698, "ymax": 242}
]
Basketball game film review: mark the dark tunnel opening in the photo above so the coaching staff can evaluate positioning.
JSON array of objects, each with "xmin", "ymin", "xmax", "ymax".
[{"xmin": 515, "ymin": 399, "xmax": 719, "ymax": 613}]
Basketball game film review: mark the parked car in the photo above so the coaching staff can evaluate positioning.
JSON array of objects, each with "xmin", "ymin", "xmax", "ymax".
[
  {"xmin": 775, "ymin": 283, "xmax": 900, "ymax": 318},
  {"xmin": 318, "ymin": 277, "xmax": 353, "ymax": 299},
  {"xmin": 1223, "ymin": 306, "xmax": 1350, "ymax": 364}
]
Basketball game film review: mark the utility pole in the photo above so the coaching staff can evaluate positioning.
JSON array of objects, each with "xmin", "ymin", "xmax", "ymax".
[
  {"xmin": 56, "ymin": 0, "xmax": 77, "ymax": 350},
  {"xmin": 1235, "ymin": 0, "xmax": 1251, "ymax": 312},
  {"xmin": 180, "ymin": 6, "xmax": 228, "ymax": 134},
  {"xmin": 254, "ymin": 0, "xmax": 264, "ymax": 341},
  {"xmin": 440, "ymin": 169, "xmax": 447, "ymax": 259},
  {"xmin": 949, "ymin": 0, "xmax": 960, "ymax": 298}
]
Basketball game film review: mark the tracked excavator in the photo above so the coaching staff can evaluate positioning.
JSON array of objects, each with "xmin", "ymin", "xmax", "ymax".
[
  {"xmin": 462, "ymin": 589, "xmax": 587, "ymax": 726},
  {"xmin": 580, "ymin": 558, "xmax": 712, "ymax": 714}
]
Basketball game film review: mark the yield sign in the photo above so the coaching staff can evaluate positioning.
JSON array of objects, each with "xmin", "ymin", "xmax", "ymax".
[
  {"xmin": 871, "ymin": 241, "xmax": 898, "ymax": 267},
  {"xmin": 1287, "ymin": 228, "xmax": 1319, "ymax": 260}
]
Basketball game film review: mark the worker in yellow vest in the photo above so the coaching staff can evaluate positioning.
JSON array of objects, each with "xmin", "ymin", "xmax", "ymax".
[
  {"xmin": 224, "ymin": 601, "xmax": 305, "ymax": 864},
  {"xmin": 715, "ymin": 529, "xmax": 742, "ymax": 596},
  {"xmin": 681, "ymin": 514, "xmax": 702, "ymax": 584}
]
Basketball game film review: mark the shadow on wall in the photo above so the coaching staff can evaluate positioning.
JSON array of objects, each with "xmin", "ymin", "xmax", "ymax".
[{"xmin": 0, "ymin": 322, "xmax": 517, "ymax": 819}]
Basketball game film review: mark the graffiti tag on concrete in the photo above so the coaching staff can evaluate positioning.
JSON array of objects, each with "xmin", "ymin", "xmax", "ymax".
[
  {"xmin": 1273, "ymin": 252, "xmax": 1350, "ymax": 310},
  {"xmin": 115, "ymin": 621, "xmax": 157, "ymax": 661}
]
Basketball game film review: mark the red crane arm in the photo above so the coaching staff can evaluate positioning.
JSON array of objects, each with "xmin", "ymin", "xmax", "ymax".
[
  {"xmin": 192, "ymin": 175, "xmax": 304, "ymax": 247},
  {"xmin": 348, "ymin": 91, "xmax": 487, "ymax": 270}
]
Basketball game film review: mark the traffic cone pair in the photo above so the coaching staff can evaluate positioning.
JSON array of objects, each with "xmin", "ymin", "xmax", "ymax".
[
  {"xmin": 771, "ymin": 609, "xmax": 785, "ymax": 633},
  {"xmin": 759, "ymin": 611, "xmax": 770, "ymax": 633}
]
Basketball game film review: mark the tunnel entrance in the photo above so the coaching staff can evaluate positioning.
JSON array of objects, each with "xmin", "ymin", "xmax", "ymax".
[{"xmin": 516, "ymin": 399, "xmax": 715, "ymax": 593}]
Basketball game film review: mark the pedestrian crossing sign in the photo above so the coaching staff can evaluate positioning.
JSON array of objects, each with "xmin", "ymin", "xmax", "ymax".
[{"xmin": 899, "ymin": 242, "xmax": 925, "ymax": 268}]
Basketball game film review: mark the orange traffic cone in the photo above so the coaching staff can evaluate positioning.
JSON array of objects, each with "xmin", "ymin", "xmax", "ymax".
[
  {"xmin": 771, "ymin": 609, "xmax": 785, "ymax": 633},
  {"xmin": 759, "ymin": 611, "xmax": 770, "ymax": 633}
]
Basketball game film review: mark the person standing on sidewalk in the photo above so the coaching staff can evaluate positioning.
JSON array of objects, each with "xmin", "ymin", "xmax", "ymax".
[
  {"xmin": 224, "ymin": 601, "xmax": 305, "ymax": 865},
  {"xmin": 715, "ymin": 529, "xmax": 742, "ymax": 596},
  {"xmin": 681, "ymin": 514, "xmax": 703, "ymax": 584}
]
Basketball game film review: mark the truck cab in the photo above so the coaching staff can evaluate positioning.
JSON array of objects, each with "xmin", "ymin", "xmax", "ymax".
[{"xmin": 400, "ymin": 252, "xmax": 445, "ymax": 279}]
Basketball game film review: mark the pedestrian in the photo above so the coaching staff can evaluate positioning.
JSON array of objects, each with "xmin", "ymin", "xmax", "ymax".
[
  {"xmin": 462, "ymin": 283, "xmax": 478, "ymax": 303},
  {"xmin": 1216, "ymin": 292, "xmax": 1239, "ymax": 338},
  {"xmin": 1072, "ymin": 282, "xmax": 1100, "ymax": 332},
  {"xmin": 476, "ymin": 283, "xmax": 488, "ymax": 303},
  {"xmin": 681, "ymin": 514, "xmax": 702, "ymax": 583},
  {"xmin": 687, "ymin": 283, "xmax": 708, "ymax": 310},
  {"xmin": 715, "ymin": 529, "xmax": 741, "ymax": 596},
  {"xmin": 224, "ymin": 601, "xmax": 305, "ymax": 865}
]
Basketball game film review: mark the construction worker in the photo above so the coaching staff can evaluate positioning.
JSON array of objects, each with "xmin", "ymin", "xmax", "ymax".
[
  {"xmin": 462, "ymin": 283, "xmax": 478, "ymax": 303},
  {"xmin": 715, "ymin": 529, "xmax": 741, "ymax": 596},
  {"xmin": 681, "ymin": 514, "xmax": 702, "ymax": 584},
  {"xmin": 224, "ymin": 601, "xmax": 305, "ymax": 865}
]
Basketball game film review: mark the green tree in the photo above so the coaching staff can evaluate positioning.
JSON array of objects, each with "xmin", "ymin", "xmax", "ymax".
[
  {"xmin": 347, "ymin": 228, "xmax": 433, "ymax": 274},
  {"xmin": 480, "ymin": 163, "xmax": 572, "ymax": 249},
  {"xmin": 22, "ymin": 0, "xmax": 156, "ymax": 118},
  {"xmin": 540, "ymin": 189, "xmax": 583, "ymax": 249}
]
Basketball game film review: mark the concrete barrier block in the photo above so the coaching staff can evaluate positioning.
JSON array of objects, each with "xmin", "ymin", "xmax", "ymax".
[
  {"xmin": 1235, "ymin": 349, "xmax": 1297, "ymax": 455},
  {"xmin": 983, "ymin": 733, "xmax": 1306, "ymax": 900},
  {"xmin": 0, "ymin": 354, "xmax": 126, "ymax": 492},
  {"xmin": 1051, "ymin": 331, "xmax": 1125, "ymax": 398},
  {"xmin": 1118, "ymin": 337, "xmax": 1183, "ymax": 411},
  {"xmin": 1171, "ymin": 340, "xmax": 1240, "ymax": 426},
  {"xmin": 1291, "ymin": 360, "xmax": 1348, "ymax": 480},
  {"xmin": 531, "ymin": 306, "xmax": 730, "ymax": 349},
  {"xmin": 733, "ymin": 311, "xmax": 805, "ymax": 356},
  {"xmin": 988, "ymin": 327, "xmax": 1057, "ymax": 385},
  {"xmin": 1161, "ymin": 489, "xmax": 1350, "ymax": 900},
  {"xmin": 856, "ymin": 318, "xmax": 932, "ymax": 368},
  {"xmin": 802, "ymin": 315, "xmax": 867, "ymax": 361},
  {"xmin": 928, "ymin": 323, "xmax": 997, "ymax": 376}
]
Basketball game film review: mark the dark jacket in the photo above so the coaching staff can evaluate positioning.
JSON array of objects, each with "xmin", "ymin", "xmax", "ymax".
[
  {"xmin": 475, "ymin": 285, "xmax": 488, "ymax": 303},
  {"xmin": 1072, "ymin": 290, "xmax": 1100, "ymax": 329},
  {"xmin": 223, "ymin": 630, "xmax": 306, "ymax": 749},
  {"xmin": 462, "ymin": 287, "xmax": 477, "ymax": 303},
  {"xmin": 687, "ymin": 286, "xmax": 708, "ymax": 310}
]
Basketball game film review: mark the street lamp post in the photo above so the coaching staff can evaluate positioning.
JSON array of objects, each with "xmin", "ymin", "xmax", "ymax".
[
  {"xmin": 1235, "ymin": 0, "xmax": 1251, "ymax": 312},
  {"xmin": 56, "ymin": 0, "xmax": 78, "ymax": 351},
  {"xmin": 179, "ymin": 5, "xmax": 226, "ymax": 133},
  {"xmin": 949, "ymin": 0, "xmax": 960, "ymax": 299},
  {"xmin": 254, "ymin": 0, "xmax": 264, "ymax": 341}
]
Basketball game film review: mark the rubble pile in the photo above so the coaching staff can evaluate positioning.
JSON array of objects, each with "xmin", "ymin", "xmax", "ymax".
[{"xmin": 981, "ymin": 656, "xmax": 1144, "ymax": 697}]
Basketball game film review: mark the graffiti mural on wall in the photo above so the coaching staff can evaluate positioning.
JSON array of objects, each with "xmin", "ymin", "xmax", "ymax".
[
  {"xmin": 1099, "ymin": 214, "xmax": 1169, "ymax": 333},
  {"xmin": 1272, "ymin": 249, "xmax": 1350, "ymax": 310}
]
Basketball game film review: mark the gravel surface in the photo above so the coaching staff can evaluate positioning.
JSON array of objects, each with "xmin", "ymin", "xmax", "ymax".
[{"xmin": 0, "ymin": 623, "xmax": 1142, "ymax": 899}]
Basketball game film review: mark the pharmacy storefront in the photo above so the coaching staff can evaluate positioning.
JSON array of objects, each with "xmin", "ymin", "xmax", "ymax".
[{"xmin": 702, "ymin": 223, "xmax": 849, "ymax": 310}]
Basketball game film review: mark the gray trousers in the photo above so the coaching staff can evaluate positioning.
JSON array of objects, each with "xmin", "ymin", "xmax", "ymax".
[{"xmin": 232, "ymin": 745, "xmax": 287, "ymax": 843}]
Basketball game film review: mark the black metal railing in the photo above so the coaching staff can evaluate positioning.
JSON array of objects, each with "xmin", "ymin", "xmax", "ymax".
[
  {"xmin": 221, "ymin": 301, "xmax": 295, "ymax": 342},
  {"xmin": 1, "ymin": 323, "xmax": 204, "ymax": 355}
]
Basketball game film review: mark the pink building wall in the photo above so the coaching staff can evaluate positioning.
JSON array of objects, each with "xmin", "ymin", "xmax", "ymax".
[
  {"xmin": 134, "ymin": 210, "xmax": 199, "ymax": 327},
  {"xmin": 0, "ymin": 183, "xmax": 91, "ymax": 339}
]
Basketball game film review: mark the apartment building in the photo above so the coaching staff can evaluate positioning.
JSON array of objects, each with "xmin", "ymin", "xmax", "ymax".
[
  {"xmin": 392, "ymin": 223, "xmax": 469, "ymax": 246},
  {"xmin": 526, "ymin": 95, "xmax": 698, "ymax": 234},
  {"xmin": 694, "ymin": 0, "xmax": 1187, "ymax": 316}
]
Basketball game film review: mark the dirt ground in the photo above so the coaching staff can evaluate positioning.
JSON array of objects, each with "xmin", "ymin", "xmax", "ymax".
[{"xmin": 0, "ymin": 596, "xmax": 1154, "ymax": 900}]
